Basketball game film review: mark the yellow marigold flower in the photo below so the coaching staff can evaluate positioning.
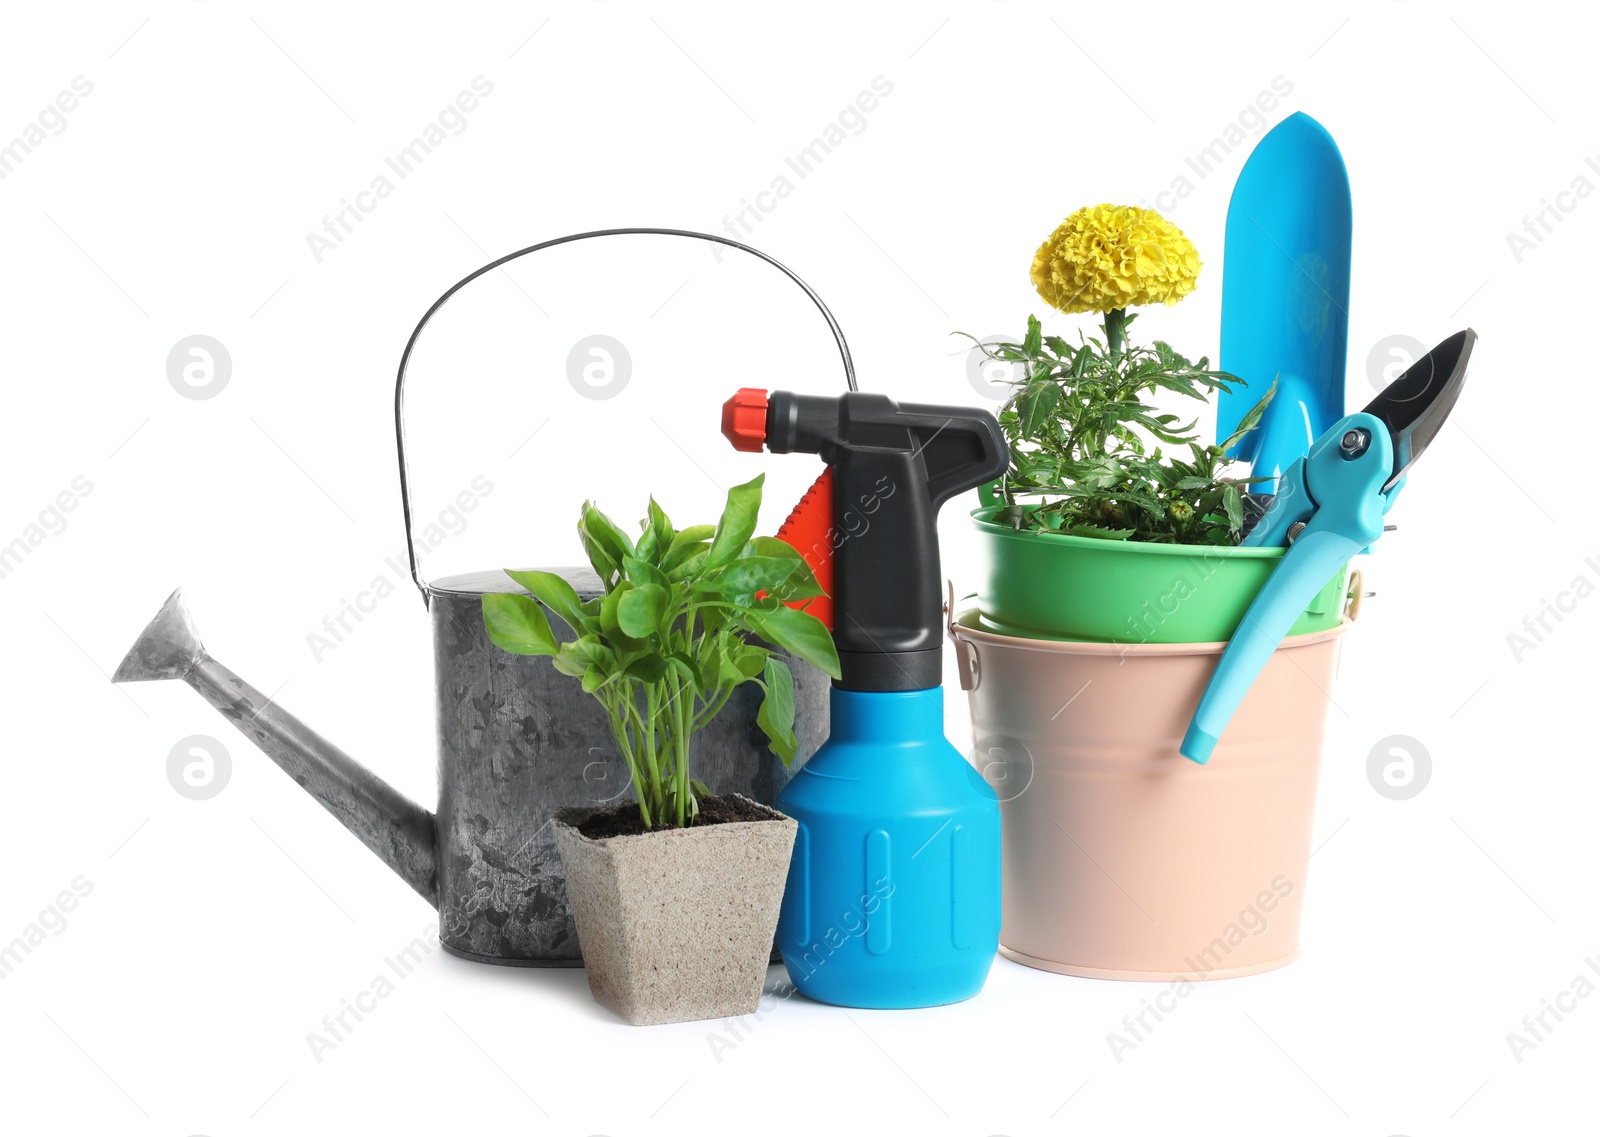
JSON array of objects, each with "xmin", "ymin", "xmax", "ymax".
[{"xmin": 1030, "ymin": 204, "xmax": 1201, "ymax": 314}]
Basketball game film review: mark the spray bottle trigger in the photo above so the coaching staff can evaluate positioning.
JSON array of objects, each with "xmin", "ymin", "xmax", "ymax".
[{"xmin": 773, "ymin": 468, "xmax": 835, "ymax": 630}]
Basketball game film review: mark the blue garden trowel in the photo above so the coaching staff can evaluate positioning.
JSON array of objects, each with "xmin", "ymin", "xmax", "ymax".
[
  {"xmin": 1182, "ymin": 329, "xmax": 1476, "ymax": 763},
  {"xmin": 1218, "ymin": 112, "xmax": 1352, "ymax": 485}
]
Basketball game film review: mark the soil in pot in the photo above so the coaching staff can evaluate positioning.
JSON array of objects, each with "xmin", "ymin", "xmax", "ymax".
[
  {"xmin": 574, "ymin": 794, "xmax": 771, "ymax": 839},
  {"xmin": 554, "ymin": 794, "xmax": 795, "ymax": 1026}
]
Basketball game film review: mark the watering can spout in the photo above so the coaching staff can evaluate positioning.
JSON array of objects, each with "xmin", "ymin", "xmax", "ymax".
[
  {"xmin": 115, "ymin": 589, "xmax": 439, "ymax": 906},
  {"xmin": 112, "ymin": 587, "xmax": 205, "ymax": 683}
]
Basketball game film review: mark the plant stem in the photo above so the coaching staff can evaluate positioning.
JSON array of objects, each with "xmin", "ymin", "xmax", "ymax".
[
  {"xmin": 1104, "ymin": 307, "xmax": 1127, "ymax": 363},
  {"xmin": 628, "ymin": 693, "xmax": 662, "ymax": 821},
  {"xmin": 691, "ymin": 684, "xmax": 737, "ymax": 733},
  {"xmin": 675, "ymin": 674, "xmax": 691, "ymax": 826},
  {"xmin": 660, "ymin": 675, "xmax": 675, "ymax": 827},
  {"xmin": 604, "ymin": 692, "xmax": 652, "ymax": 828}
]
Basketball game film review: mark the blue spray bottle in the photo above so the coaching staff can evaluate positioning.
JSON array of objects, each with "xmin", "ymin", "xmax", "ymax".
[{"xmin": 721, "ymin": 388, "xmax": 1008, "ymax": 1008}]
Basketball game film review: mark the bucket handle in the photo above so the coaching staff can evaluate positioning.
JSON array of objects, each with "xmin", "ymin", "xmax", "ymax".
[
  {"xmin": 945, "ymin": 579, "xmax": 981, "ymax": 691},
  {"xmin": 392, "ymin": 228, "xmax": 859, "ymax": 608},
  {"xmin": 1343, "ymin": 567, "xmax": 1365, "ymax": 622}
]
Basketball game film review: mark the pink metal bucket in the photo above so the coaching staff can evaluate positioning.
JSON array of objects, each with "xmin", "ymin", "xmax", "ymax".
[{"xmin": 950, "ymin": 609, "xmax": 1350, "ymax": 980}]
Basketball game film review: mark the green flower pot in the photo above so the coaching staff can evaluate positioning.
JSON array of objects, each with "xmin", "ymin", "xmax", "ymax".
[{"xmin": 970, "ymin": 506, "xmax": 1350, "ymax": 644}]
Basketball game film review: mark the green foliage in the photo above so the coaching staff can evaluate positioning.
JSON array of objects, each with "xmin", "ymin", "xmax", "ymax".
[
  {"xmin": 962, "ymin": 310, "xmax": 1274, "ymax": 545},
  {"xmin": 481, "ymin": 475, "xmax": 840, "ymax": 830}
]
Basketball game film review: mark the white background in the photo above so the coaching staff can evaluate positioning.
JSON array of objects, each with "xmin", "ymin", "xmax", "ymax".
[{"xmin": 2, "ymin": 2, "xmax": 1595, "ymax": 1134}]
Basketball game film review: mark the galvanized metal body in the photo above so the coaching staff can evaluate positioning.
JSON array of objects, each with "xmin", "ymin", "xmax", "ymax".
[{"xmin": 428, "ymin": 568, "xmax": 825, "ymax": 965}]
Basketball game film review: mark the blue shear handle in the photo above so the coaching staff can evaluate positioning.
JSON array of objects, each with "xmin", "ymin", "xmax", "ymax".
[{"xmin": 1180, "ymin": 524, "xmax": 1361, "ymax": 764}]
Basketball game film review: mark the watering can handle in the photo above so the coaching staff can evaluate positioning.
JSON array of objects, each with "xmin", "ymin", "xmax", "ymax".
[{"xmin": 391, "ymin": 227, "xmax": 859, "ymax": 607}]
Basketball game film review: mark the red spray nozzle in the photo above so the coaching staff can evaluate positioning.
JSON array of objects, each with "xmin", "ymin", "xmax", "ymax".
[{"xmin": 721, "ymin": 388, "xmax": 769, "ymax": 452}]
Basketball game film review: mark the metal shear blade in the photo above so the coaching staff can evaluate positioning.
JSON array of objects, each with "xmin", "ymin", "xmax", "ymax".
[{"xmin": 1363, "ymin": 328, "xmax": 1475, "ymax": 493}]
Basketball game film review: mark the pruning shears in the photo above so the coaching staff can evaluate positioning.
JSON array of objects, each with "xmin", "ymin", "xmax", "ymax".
[{"xmin": 1181, "ymin": 328, "xmax": 1477, "ymax": 764}]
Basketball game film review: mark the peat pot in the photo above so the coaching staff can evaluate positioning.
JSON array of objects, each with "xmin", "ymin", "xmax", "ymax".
[{"xmin": 555, "ymin": 797, "xmax": 796, "ymax": 1025}]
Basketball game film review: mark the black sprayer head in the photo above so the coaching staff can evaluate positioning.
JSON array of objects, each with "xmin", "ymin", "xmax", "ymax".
[{"xmin": 722, "ymin": 389, "xmax": 1007, "ymax": 691}]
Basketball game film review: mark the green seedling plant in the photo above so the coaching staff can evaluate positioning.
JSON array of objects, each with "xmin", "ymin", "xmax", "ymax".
[
  {"xmin": 965, "ymin": 312, "xmax": 1274, "ymax": 545},
  {"xmin": 482, "ymin": 474, "xmax": 840, "ymax": 830}
]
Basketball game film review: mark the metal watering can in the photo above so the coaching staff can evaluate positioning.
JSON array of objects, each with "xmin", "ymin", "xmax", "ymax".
[{"xmin": 115, "ymin": 230, "xmax": 853, "ymax": 965}]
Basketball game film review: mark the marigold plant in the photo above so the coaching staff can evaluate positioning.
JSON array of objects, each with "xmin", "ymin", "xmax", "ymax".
[{"xmin": 960, "ymin": 205, "xmax": 1271, "ymax": 544}]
